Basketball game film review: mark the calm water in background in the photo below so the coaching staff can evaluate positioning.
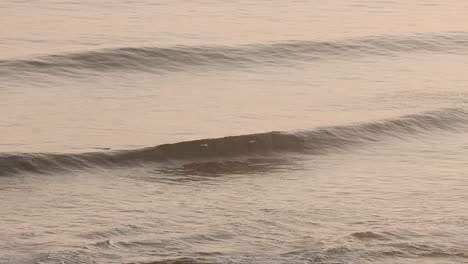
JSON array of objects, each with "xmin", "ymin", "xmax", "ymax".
[{"xmin": 1, "ymin": 1, "xmax": 468, "ymax": 263}]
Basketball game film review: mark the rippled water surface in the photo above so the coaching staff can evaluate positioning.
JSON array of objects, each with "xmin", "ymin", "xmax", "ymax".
[{"xmin": 1, "ymin": 1, "xmax": 468, "ymax": 263}]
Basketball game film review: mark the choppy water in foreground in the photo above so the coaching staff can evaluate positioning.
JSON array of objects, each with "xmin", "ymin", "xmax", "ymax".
[{"xmin": 1, "ymin": 1, "xmax": 468, "ymax": 263}]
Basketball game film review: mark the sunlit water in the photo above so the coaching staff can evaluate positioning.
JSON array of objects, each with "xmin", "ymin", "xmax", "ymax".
[{"xmin": 1, "ymin": 1, "xmax": 468, "ymax": 263}]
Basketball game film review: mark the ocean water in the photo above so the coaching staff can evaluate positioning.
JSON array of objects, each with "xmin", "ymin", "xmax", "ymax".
[{"xmin": 1, "ymin": 1, "xmax": 468, "ymax": 263}]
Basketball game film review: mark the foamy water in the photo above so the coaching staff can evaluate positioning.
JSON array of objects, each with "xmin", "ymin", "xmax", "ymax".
[{"xmin": 1, "ymin": 1, "xmax": 468, "ymax": 263}]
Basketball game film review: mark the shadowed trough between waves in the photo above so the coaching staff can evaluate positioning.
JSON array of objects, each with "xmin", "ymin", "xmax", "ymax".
[{"xmin": 1, "ymin": 108, "xmax": 467, "ymax": 176}]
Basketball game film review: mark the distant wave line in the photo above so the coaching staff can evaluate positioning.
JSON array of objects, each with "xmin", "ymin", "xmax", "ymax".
[{"xmin": 1, "ymin": 32, "xmax": 468, "ymax": 76}]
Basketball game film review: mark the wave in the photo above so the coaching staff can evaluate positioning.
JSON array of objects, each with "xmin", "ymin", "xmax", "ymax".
[
  {"xmin": 1, "ymin": 32, "xmax": 468, "ymax": 75},
  {"xmin": 351, "ymin": 231, "xmax": 391, "ymax": 241},
  {"xmin": 136, "ymin": 244, "xmax": 468, "ymax": 264},
  {"xmin": 136, "ymin": 258, "xmax": 213, "ymax": 264},
  {"xmin": 0, "ymin": 108, "xmax": 467, "ymax": 176}
]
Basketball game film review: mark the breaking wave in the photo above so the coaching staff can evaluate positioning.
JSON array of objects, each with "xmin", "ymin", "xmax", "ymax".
[
  {"xmin": 1, "ymin": 32, "xmax": 468, "ymax": 75},
  {"xmin": 0, "ymin": 108, "xmax": 467, "ymax": 176}
]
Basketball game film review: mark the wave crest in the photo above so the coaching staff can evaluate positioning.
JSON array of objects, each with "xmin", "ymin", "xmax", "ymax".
[{"xmin": 0, "ymin": 108, "xmax": 467, "ymax": 176}]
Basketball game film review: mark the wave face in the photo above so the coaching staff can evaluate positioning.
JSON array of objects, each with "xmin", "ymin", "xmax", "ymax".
[
  {"xmin": 0, "ymin": 108, "xmax": 467, "ymax": 176},
  {"xmin": 1, "ymin": 32, "xmax": 468, "ymax": 76}
]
